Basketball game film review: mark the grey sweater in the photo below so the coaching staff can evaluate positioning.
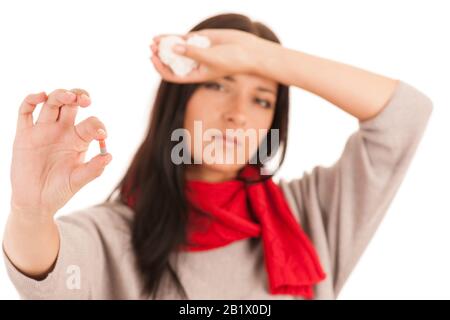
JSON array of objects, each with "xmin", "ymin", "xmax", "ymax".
[{"xmin": 3, "ymin": 80, "xmax": 433, "ymax": 299}]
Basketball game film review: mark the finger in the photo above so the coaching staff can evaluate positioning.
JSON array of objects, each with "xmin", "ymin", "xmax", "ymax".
[
  {"xmin": 69, "ymin": 88, "xmax": 91, "ymax": 107},
  {"xmin": 74, "ymin": 116, "xmax": 107, "ymax": 145},
  {"xmin": 152, "ymin": 34, "xmax": 164, "ymax": 44},
  {"xmin": 173, "ymin": 43, "xmax": 214, "ymax": 65},
  {"xmin": 150, "ymin": 54, "xmax": 186, "ymax": 83},
  {"xmin": 70, "ymin": 152, "xmax": 112, "ymax": 195},
  {"xmin": 150, "ymin": 54, "xmax": 199, "ymax": 83},
  {"xmin": 17, "ymin": 92, "xmax": 47, "ymax": 131},
  {"xmin": 152, "ymin": 33, "xmax": 182, "ymax": 44},
  {"xmin": 154, "ymin": 31, "xmax": 214, "ymax": 63},
  {"xmin": 151, "ymin": 34, "xmax": 185, "ymax": 57},
  {"xmin": 150, "ymin": 53, "xmax": 213, "ymax": 84},
  {"xmin": 185, "ymin": 29, "xmax": 227, "ymax": 44},
  {"xmin": 59, "ymin": 89, "xmax": 91, "ymax": 125},
  {"xmin": 150, "ymin": 43, "xmax": 158, "ymax": 55},
  {"xmin": 36, "ymin": 89, "xmax": 77, "ymax": 124},
  {"xmin": 154, "ymin": 30, "xmax": 225, "ymax": 48}
]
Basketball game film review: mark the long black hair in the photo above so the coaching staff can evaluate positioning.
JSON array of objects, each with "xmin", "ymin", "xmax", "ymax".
[{"xmin": 105, "ymin": 13, "xmax": 290, "ymax": 299}]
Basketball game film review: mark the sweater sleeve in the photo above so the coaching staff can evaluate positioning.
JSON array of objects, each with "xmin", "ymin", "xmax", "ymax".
[
  {"xmin": 279, "ymin": 80, "xmax": 433, "ymax": 297},
  {"xmin": 2, "ymin": 205, "xmax": 113, "ymax": 299}
]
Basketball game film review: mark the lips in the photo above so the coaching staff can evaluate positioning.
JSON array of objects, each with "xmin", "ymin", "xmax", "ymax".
[{"xmin": 213, "ymin": 133, "xmax": 242, "ymax": 147}]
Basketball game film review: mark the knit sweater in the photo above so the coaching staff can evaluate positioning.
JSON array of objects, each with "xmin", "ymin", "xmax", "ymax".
[{"xmin": 3, "ymin": 80, "xmax": 433, "ymax": 299}]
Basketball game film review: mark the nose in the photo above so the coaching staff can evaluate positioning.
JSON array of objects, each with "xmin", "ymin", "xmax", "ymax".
[{"xmin": 222, "ymin": 95, "xmax": 247, "ymax": 127}]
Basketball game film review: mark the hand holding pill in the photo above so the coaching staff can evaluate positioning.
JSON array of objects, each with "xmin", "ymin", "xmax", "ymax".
[{"xmin": 10, "ymin": 89, "xmax": 112, "ymax": 217}]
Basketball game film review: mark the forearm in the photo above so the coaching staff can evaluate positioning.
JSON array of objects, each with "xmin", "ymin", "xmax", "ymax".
[
  {"xmin": 3, "ymin": 209, "xmax": 59, "ymax": 279},
  {"xmin": 255, "ymin": 40, "xmax": 399, "ymax": 121}
]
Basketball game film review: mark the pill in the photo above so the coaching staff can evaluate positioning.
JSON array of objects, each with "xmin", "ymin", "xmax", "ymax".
[{"xmin": 99, "ymin": 139, "xmax": 107, "ymax": 155}]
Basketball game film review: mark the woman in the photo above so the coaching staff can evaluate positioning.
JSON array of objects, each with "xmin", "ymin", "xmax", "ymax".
[{"xmin": 2, "ymin": 13, "xmax": 433, "ymax": 299}]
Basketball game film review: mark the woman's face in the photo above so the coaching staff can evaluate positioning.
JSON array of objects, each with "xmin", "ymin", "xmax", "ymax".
[{"xmin": 183, "ymin": 73, "xmax": 278, "ymax": 181}]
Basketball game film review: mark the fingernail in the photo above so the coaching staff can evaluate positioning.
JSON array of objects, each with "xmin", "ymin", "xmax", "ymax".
[
  {"xmin": 97, "ymin": 128, "xmax": 106, "ymax": 137},
  {"xmin": 81, "ymin": 93, "xmax": 90, "ymax": 102},
  {"xmin": 173, "ymin": 44, "xmax": 186, "ymax": 54}
]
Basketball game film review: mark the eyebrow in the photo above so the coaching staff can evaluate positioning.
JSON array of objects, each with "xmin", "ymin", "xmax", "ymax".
[{"xmin": 223, "ymin": 76, "xmax": 276, "ymax": 95}]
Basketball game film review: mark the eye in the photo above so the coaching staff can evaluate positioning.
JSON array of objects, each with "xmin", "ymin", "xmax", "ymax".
[
  {"xmin": 254, "ymin": 97, "xmax": 273, "ymax": 109},
  {"xmin": 202, "ymin": 81, "xmax": 225, "ymax": 91}
]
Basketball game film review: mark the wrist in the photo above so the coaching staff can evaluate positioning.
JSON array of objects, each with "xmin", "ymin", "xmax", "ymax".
[
  {"xmin": 249, "ymin": 37, "xmax": 283, "ymax": 80},
  {"xmin": 10, "ymin": 203, "xmax": 55, "ymax": 225}
]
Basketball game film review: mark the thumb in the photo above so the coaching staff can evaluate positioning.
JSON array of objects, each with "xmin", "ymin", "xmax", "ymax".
[
  {"xmin": 70, "ymin": 153, "xmax": 112, "ymax": 194},
  {"xmin": 173, "ymin": 44, "xmax": 214, "ymax": 65}
]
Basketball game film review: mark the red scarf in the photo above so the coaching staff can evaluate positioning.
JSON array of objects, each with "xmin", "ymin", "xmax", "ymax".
[{"xmin": 125, "ymin": 165, "xmax": 326, "ymax": 299}]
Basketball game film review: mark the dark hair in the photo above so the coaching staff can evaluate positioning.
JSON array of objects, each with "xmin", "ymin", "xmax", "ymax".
[{"xmin": 105, "ymin": 13, "xmax": 290, "ymax": 299}]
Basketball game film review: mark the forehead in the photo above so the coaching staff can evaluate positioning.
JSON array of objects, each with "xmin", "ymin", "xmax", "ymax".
[{"xmin": 221, "ymin": 74, "xmax": 278, "ymax": 93}]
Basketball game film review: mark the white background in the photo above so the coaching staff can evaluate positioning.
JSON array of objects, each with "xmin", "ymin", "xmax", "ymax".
[{"xmin": 0, "ymin": 0, "xmax": 449, "ymax": 299}]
